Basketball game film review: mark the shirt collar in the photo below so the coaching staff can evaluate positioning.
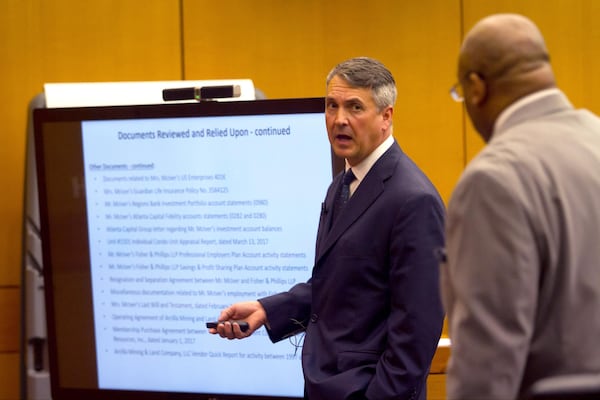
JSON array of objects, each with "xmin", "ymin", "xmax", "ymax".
[{"xmin": 345, "ymin": 134, "xmax": 394, "ymax": 184}]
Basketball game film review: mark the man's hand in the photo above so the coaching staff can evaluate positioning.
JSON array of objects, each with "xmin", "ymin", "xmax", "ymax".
[{"xmin": 207, "ymin": 300, "xmax": 268, "ymax": 339}]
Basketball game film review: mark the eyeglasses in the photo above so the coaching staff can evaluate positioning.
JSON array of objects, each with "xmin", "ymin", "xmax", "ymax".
[{"xmin": 449, "ymin": 83, "xmax": 464, "ymax": 102}]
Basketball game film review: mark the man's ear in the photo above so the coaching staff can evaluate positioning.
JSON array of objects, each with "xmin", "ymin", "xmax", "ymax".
[
  {"xmin": 381, "ymin": 106, "xmax": 393, "ymax": 132},
  {"xmin": 467, "ymin": 72, "xmax": 487, "ymax": 106}
]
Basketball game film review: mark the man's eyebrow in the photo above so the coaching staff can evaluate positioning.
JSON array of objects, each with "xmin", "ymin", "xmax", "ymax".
[{"xmin": 325, "ymin": 96, "xmax": 364, "ymax": 104}]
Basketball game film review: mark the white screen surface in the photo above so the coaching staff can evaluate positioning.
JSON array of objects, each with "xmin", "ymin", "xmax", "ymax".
[{"xmin": 80, "ymin": 112, "xmax": 331, "ymax": 396}]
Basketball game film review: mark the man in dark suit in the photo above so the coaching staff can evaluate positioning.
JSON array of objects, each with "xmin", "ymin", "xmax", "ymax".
[{"xmin": 209, "ymin": 57, "xmax": 445, "ymax": 400}]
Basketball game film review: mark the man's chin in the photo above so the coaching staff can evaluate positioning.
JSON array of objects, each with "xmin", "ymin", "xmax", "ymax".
[{"xmin": 332, "ymin": 148, "xmax": 352, "ymax": 160}]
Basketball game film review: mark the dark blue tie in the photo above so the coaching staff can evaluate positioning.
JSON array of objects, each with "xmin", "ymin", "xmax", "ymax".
[
  {"xmin": 340, "ymin": 168, "xmax": 356, "ymax": 204},
  {"xmin": 331, "ymin": 169, "xmax": 356, "ymax": 226}
]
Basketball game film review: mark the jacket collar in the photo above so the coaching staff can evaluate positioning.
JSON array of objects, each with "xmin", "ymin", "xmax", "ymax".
[{"xmin": 492, "ymin": 89, "xmax": 573, "ymax": 140}]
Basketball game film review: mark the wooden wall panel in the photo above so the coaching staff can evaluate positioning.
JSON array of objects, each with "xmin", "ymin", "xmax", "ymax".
[
  {"xmin": 182, "ymin": 0, "xmax": 464, "ymax": 204},
  {"xmin": 427, "ymin": 373, "xmax": 447, "ymax": 400},
  {"xmin": 462, "ymin": 0, "xmax": 600, "ymax": 162},
  {"xmin": 1, "ymin": 0, "xmax": 35, "ymax": 286},
  {"xmin": 0, "ymin": 0, "xmax": 182, "ymax": 285},
  {"xmin": 0, "ymin": 287, "xmax": 19, "ymax": 398},
  {"xmin": 0, "ymin": 287, "xmax": 20, "ymax": 352},
  {"xmin": 0, "ymin": 353, "xmax": 20, "ymax": 400},
  {"xmin": 0, "ymin": 0, "xmax": 183, "ymax": 397}
]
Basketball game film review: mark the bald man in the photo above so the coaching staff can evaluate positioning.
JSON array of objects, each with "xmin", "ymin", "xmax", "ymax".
[{"xmin": 442, "ymin": 14, "xmax": 600, "ymax": 399}]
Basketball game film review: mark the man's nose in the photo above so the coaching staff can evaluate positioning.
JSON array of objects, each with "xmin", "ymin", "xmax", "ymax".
[{"xmin": 333, "ymin": 108, "xmax": 349, "ymax": 125}]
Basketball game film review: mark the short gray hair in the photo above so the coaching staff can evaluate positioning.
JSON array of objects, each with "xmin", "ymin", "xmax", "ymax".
[{"xmin": 326, "ymin": 57, "xmax": 397, "ymax": 111}]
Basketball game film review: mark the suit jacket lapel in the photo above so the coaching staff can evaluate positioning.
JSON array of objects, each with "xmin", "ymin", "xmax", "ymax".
[
  {"xmin": 314, "ymin": 144, "xmax": 401, "ymax": 263},
  {"xmin": 314, "ymin": 173, "xmax": 343, "ymax": 251}
]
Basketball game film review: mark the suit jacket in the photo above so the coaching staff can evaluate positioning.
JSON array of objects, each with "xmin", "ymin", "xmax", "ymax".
[
  {"xmin": 260, "ymin": 142, "xmax": 445, "ymax": 400},
  {"xmin": 442, "ymin": 90, "xmax": 600, "ymax": 399}
]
